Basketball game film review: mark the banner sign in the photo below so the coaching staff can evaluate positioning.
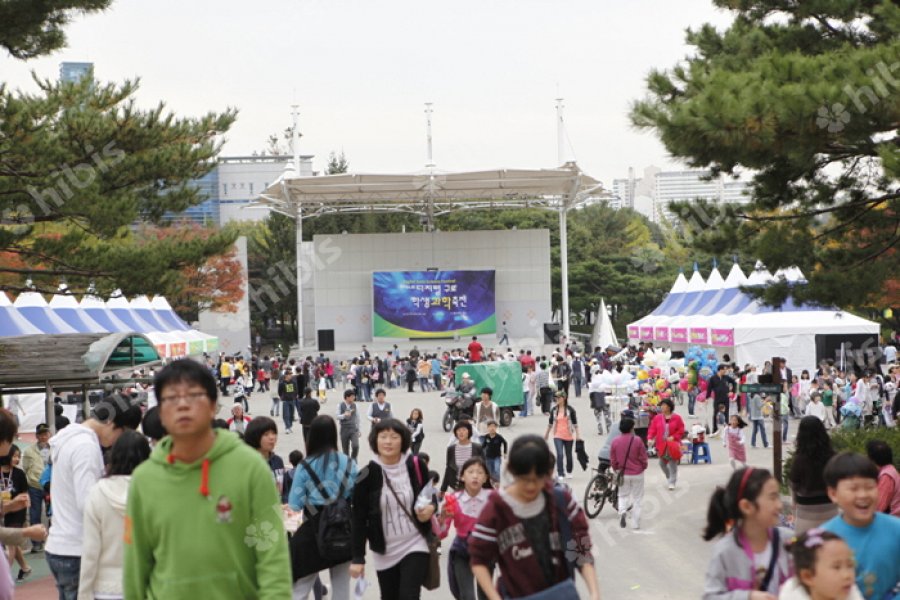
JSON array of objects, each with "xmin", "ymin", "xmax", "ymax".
[
  {"xmin": 711, "ymin": 329, "xmax": 735, "ymax": 347},
  {"xmin": 640, "ymin": 327, "xmax": 654, "ymax": 340},
  {"xmin": 654, "ymin": 326, "xmax": 669, "ymax": 342},
  {"xmin": 373, "ymin": 270, "xmax": 495, "ymax": 338},
  {"xmin": 670, "ymin": 328, "xmax": 688, "ymax": 343},
  {"xmin": 689, "ymin": 327, "xmax": 709, "ymax": 345},
  {"xmin": 627, "ymin": 325, "xmax": 640, "ymax": 339}
]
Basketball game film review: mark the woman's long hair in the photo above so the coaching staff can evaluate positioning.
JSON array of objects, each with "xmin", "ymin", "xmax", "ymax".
[
  {"xmin": 788, "ymin": 416, "xmax": 835, "ymax": 493},
  {"xmin": 305, "ymin": 415, "xmax": 339, "ymax": 458}
]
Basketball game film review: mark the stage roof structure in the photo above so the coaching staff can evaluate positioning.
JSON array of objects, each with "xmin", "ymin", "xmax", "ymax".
[{"xmin": 254, "ymin": 161, "xmax": 608, "ymax": 348}]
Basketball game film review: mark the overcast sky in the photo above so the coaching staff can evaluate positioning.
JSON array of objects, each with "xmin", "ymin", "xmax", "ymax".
[{"xmin": 1, "ymin": 0, "xmax": 736, "ymax": 185}]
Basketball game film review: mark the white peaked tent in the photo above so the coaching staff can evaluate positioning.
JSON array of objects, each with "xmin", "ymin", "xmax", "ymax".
[
  {"xmin": 627, "ymin": 262, "xmax": 880, "ymax": 371},
  {"xmin": 0, "ymin": 292, "xmax": 42, "ymax": 337},
  {"xmin": 627, "ymin": 271, "xmax": 689, "ymax": 339},
  {"xmin": 13, "ymin": 291, "xmax": 78, "ymax": 335},
  {"xmin": 106, "ymin": 293, "xmax": 186, "ymax": 358},
  {"xmin": 655, "ymin": 266, "xmax": 725, "ymax": 344},
  {"xmin": 132, "ymin": 296, "xmax": 217, "ymax": 355},
  {"xmin": 591, "ymin": 298, "xmax": 618, "ymax": 350},
  {"xmin": 48, "ymin": 286, "xmax": 108, "ymax": 334}
]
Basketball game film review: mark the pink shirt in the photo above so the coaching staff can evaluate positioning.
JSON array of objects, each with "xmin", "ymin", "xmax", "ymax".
[
  {"xmin": 877, "ymin": 464, "xmax": 900, "ymax": 516},
  {"xmin": 554, "ymin": 414, "xmax": 574, "ymax": 441}
]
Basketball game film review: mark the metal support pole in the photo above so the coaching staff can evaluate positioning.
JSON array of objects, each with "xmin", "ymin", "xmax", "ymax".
[
  {"xmin": 559, "ymin": 201, "xmax": 570, "ymax": 345},
  {"xmin": 291, "ymin": 106, "xmax": 304, "ymax": 353},
  {"xmin": 556, "ymin": 98, "xmax": 571, "ymax": 344},
  {"xmin": 46, "ymin": 382, "xmax": 55, "ymax": 435}
]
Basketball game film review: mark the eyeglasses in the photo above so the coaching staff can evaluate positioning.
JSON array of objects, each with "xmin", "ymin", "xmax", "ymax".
[{"xmin": 159, "ymin": 391, "xmax": 209, "ymax": 405}]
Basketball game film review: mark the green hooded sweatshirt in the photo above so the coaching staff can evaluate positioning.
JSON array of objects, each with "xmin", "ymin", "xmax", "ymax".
[{"xmin": 124, "ymin": 429, "xmax": 291, "ymax": 599}]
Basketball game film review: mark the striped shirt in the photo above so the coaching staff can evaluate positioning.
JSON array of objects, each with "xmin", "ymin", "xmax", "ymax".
[{"xmin": 455, "ymin": 443, "xmax": 473, "ymax": 473}]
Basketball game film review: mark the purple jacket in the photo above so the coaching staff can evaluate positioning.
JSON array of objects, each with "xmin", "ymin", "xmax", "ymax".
[{"xmin": 610, "ymin": 433, "xmax": 648, "ymax": 475}]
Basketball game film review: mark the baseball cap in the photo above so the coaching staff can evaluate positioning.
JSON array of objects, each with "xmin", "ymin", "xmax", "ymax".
[
  {"xmin": 621, "ymin": 409, "xmax": 636, "ymax": 420},
  {"xmin": 36, "ymin": 423, "xmax": 50, "ymax": 435}
]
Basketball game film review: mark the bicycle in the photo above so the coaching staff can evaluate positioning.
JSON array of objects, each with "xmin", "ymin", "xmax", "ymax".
[{"xmin": 583, "ymin": 461, "xmax": 619, "ymax": 518}]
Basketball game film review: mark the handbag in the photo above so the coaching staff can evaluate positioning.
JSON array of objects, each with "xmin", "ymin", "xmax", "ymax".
[
  {"xmin": 383, "ymin": 457, "xmax": 440, "ymax": 590},
  {"xmin": 615, "ymin": 435, "xmax": 636, "ymax": 488}
]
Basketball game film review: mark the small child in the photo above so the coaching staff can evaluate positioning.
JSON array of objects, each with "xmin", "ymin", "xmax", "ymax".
[
  {"xmin": 722, "ymin": 415, "xmax": 747, "ymax": 470},
  {"xmin": 281, "ymin": 449, "xmax": 303, "ymax": 505},
  {"xmin": 438, "ymin": 457, "xmax": 493, "ymax": 599},
  {"xmin": 711, "ymin": 404, "xmax": 728, "ymax": 437},
  {"xmin": 480, "ymin": 420, "xmax": 508, "ymax": 485},
  {"xmin": 703, "ymin": 467, "xmax": 793, "ymax": 597},
  {"xmin": 779, "ymin": 528, "xmax": 863, "ymax": 600},
  {"xmin": 821, "ymin": 452, "xmax": 900, "ymax": 600}
]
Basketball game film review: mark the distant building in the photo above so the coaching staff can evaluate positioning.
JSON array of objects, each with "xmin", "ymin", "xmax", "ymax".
[
  {"xmin": 610, "ymin": 165, "xmax": 750, "ymax": 224},
  {"xmin": 167, "ymin": 155, "xmax": 314, "ymax": 225},
  {"xmin": 59, "ymin": 62, "xmax": 93, "ymax": 83}
]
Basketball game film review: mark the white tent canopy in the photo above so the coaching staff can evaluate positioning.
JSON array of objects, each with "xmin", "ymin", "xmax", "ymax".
[
  {"xmin": 591, "ymin": 298, "xmax": 618, "ymax": 350},
  {"xmin": 627, "ymin": 263, "xmax": 880, "ymax": 371}
]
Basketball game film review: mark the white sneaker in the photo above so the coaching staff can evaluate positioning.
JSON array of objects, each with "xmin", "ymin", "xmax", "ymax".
[
  {"xmin": 286, "ymin": 428, "xmax": 292, "ymax": 434},
  {"xmin": 565, "ymin": 473, "xmax": 573, "ymax": 480},
  {"xmin": 557, "ymin": 476, "xmax": 565, "ymax": 484},
  {"xmin": 667, "ymin": 483, "xmax": 675, "ymax": 491}
]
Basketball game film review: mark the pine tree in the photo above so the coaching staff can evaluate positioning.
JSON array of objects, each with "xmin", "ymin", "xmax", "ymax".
[
  {"xmin": 0, "ymin": 75, "xmax": 238, "ymax": 297},
  {"xmin": 631, "ymin": 0, "xmax": 900, "ymax": 309},
  {"xmin": 0, "ymin": 0, "xmax": 111, "ymax": 59}
]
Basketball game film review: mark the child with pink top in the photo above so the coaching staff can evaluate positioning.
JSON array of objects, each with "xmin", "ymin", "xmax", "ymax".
[{"xmin": 439, "ymin": 457, "xmax": 493, "ymax": 600}]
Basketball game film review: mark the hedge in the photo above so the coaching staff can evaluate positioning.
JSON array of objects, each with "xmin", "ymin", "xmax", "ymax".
[{"xmin": 783, "ymin": 426, "xmax": 900, "ymax": 488}]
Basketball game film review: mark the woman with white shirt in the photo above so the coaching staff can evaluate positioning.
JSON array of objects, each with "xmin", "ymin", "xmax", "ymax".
[
  {"xmin": 349, "ymin": 419, "xmax": 436, "ymax": 600},
  {"xmin": 78, "ymin": 430, "xmax": 151, "ymax": 600}
]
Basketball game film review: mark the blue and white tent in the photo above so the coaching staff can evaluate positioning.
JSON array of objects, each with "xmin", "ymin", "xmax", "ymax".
[
  {"xmin": 14, "ymin": 291, "xmax": 78, "ymax": 335},
  {"xmin": 0, "ymin": 292, "xmax": 42, "ymax": 337},
  {"xmin": 48, "ymin": 286, "xmax": 108, "ymax": 334}
]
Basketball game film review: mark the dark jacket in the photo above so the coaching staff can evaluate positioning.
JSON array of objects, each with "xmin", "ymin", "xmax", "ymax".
[
  {"xmin": 708, "ymin": 374, "xmax": 733, "ymax": 404},
  {"xmin": 441, "ymin": 442, "xmax": 484, "ymax": 492},
  {"xmin": 351, "ymin": 455, "xmax": 433, "ymax": 565},
  {"xmin": 298, "ymin": 396, "xmax": 320, "ymax": 426}
]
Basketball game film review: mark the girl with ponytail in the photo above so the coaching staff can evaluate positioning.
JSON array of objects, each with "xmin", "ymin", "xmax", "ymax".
[{"xmin": 702, "ymin": 467, "xmax": 794, "ymax": 600}]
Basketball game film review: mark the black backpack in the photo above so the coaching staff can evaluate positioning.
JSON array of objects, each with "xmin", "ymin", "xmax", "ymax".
[{"xmin": 300, "ymin": 456, "xmax": 353, "ymax": 562}]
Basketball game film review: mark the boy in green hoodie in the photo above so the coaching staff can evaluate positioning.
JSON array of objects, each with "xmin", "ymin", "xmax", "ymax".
[{"xmin": 124, "ymin": 359, "xmax": 290, "ymax": 599}]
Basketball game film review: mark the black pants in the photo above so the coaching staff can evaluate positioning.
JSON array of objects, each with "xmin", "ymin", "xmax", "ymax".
[
  {"xmin": 376, "ymin": 552, "xmax": 429, "ymax": 600},
  {"xmin": 539, "ymin": 387, "xmax": 553, "ymax": 414}
]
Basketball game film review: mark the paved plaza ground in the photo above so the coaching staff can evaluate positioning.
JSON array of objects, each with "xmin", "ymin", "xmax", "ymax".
[{"xmin": 17, "ymin": 376, "xmax": 790, "ymax": 599}]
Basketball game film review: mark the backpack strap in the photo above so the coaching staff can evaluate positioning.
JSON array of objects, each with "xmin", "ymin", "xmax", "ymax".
[
  {"xmin": 300, "ymin": 458, "xmax": 333, "ymax": 503},
  {"xmin": 759, "ymin": 528, "xmax": 780, "ymax": 592},
  {"xmin": 551, "ymin": 485, "xmax": 576, "ymax": 580}
]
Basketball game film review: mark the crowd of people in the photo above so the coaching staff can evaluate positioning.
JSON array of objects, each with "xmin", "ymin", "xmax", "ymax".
[{"xmin": 1, "ymin": 334, "xmax": 897, "ymax": 600}]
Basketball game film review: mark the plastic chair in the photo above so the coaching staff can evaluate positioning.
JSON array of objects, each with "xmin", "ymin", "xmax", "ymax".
[{"xmin": 692, "ymin": 442, "xmax": 712, "ymax": 464}]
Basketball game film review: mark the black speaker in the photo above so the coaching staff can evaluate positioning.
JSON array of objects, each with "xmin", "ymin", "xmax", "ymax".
[
  {"xmin": 543, "ymin": 323, "xmax": 560, "ymax": 344},
  {"xmin": 317, "ymin": 329, "xmax": 335, "ymax": 352}
]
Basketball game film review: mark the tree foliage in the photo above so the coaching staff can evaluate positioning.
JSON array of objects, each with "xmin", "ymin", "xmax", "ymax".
[
  {"xmin": 0, "ymin": 0, "xmax": 111, "ymax": 59},
  {"xmin": 0, "ymin": 74, "xmax": 238, "ymax": 297},
  {"xmin": 631, "ymin": 0, "xmax": 900, "ymax": 311}
]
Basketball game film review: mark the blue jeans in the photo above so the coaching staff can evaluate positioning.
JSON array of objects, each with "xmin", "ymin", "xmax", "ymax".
[
  {"xmin": 520, "ymin": 391, "xmax": 531, "ymax": 416},
  {"xmin": 28, "ymin": 486, "xmax": 44, "ymax": 527},
  {"xmin": 573, "ymin": 376, "xmax": 583, "ymax": 398},
  {"xmin": 553, "ymin": 438, "xmax": 574, "ymax": 477},
  {"xmin": 282, "ymin": 400, "xmax": 295, "ymax": 429},
  {"xmin": 486, "ymin": 457, "xmax": 502, "ymax": 483},
  {"xmin": 781, "ymin": 416, "xmax": 789, "ymax": 441},
  {"xmin": 433, "ymin": 374, "xmax": 442, "ymax": 391},
  {"xmin": 46, "ymin": 552, "xmax": 80, "ymax": 600},
  {"xmin": 751, "ymin": 419, "xmax": 768, "ymax": 447},
  {"xmin": 688, "ymin": 391, "xmax": 697, "ymax": 415}
]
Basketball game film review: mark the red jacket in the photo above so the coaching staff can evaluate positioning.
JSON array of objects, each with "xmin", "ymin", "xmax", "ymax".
[{"xmin": 647, "ymin": 413, "xmax": 685, "ymax": 456}]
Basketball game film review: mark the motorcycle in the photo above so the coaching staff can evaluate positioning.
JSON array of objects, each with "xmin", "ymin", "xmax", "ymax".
[{"xmin": 442, "ymin": 388, "xmax": 476, "ymax": 432}]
